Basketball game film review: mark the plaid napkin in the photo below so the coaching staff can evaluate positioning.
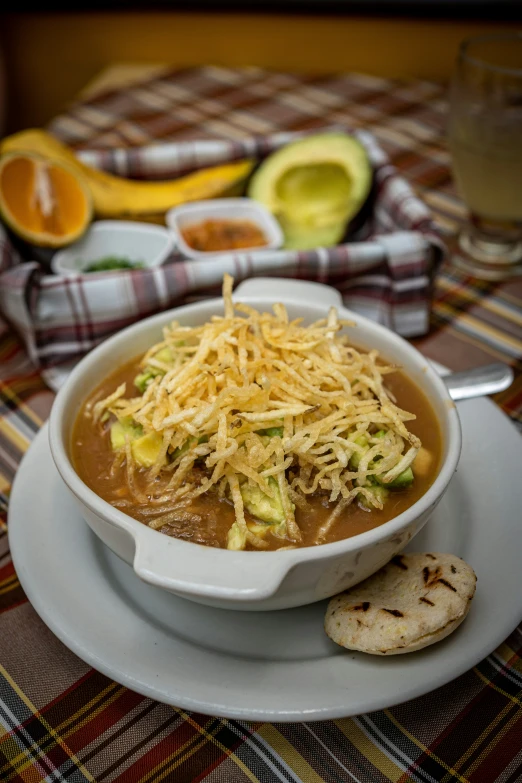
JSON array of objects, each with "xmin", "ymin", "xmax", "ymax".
[{"xmin": 0, "ymin": 127, "xmax": 444, "ymax": 369}]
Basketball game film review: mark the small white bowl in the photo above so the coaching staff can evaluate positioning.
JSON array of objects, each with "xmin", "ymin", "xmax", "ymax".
[
  {"xmin": 49, "ymin": 277, "xmax": 462, "ymax": 612},
  {"xmin": 165, "ymin": 198, "xmax": 283, "ymax": 258},
  {"xmin": 51, "ymin": 221, "xmax": 175, "ymax": 276}
]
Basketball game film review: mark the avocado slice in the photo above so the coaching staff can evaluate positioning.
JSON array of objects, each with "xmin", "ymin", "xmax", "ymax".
[
  {"xmin": 131, "ymin": 431, "xmax": 163, "ymax": 468},
  {"xmin": 256, "ymin": 426, "xmax": 284, "ymax": 438},
  {"xmin": 110, "ymin": 415, "xmax": 164, "ymax": 468},
  {"xmin": 171, "ymin": 434, "xmax": 209, "ymax": 460},
  {"xmin": 227, "ymin": 522, "xmax": 246, "ymax": 551},
  {"xmin": 240, "ymin": 477, "xmax": 285, "ymax": 524},
  {"xmin": 378, "ymin": 467, "xmax": 414, "ymax": 489},
  {"xmin": 349, "ymin": 435, "xmax": 370, "ymax": 469},
  {"xmin": 359, "ymin": 483, "xmax": 389, "ymax": 509},
  {"xmin": 154, "ymin": 347, "xmax": 175, "ymax": 363},
  {"xmin": 350, "ymin": 431, "xmax": 414, "ymax": 490},
  {"xmin": 134, "ymin": 346, "xmax": 177, "ymax": 393},
  {"xmin": 372, "ymin": 430, "xmax": 414, "ymax": 488},
  {"xmin": 110, "ymin": 417, "xmax": 143, "ymax": 450},
  {"xmin": 134, "ymin": 371, "xmax": 156, "ymax": 394},
  {"xmin": 414, "ymin": 446, "xmax": 433, "ymax": 477},
  {"xmin": 248, "ymin": 133, "xmax": 372, "ymax": 250},
  {"xmin": 282, "ymin": 222, "xmax": 347, "ymax": 251}
]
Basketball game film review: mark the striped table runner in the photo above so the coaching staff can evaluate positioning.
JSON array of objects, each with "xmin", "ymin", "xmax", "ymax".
[{"xmin": 1, "ymin": 66, "xmax": 521, "ymax": 783}]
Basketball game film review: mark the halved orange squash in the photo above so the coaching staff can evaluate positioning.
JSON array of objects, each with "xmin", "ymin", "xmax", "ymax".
[{"xmin": 0, "ymin": 151, "xmax": 92, "ymax": 247}]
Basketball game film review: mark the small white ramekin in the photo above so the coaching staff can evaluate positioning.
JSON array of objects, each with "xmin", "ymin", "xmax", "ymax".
[
  {"xmin": 49, "ymin": 278, "xmax": 461, "ymax": 611},
  {"xmin": 165, "ymin": 198, "xmax": 283, "ymax": 258},
  {"xmin": 51, "ymin": 220, "xmax": 175, "ymax": 276}
]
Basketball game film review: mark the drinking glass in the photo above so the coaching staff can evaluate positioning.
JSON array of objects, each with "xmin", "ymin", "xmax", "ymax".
[{"xmin": 448, "ymin": 32, "xmax": 522, "ymax": 277}]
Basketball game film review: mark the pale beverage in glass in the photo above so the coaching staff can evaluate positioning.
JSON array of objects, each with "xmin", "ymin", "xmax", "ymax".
[{"xmin": 448, "ymin": 32, "xmax": 522, "ymax": 272}]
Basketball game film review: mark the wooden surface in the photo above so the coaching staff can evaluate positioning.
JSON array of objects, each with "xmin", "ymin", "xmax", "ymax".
[{"xmin": 2, "ymin": 12, "xmax": 518, "ymax": 131}]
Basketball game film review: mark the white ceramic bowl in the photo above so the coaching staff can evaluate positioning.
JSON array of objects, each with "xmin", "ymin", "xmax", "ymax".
[
  {"xmin": 165, "ymin": 198, "xmax": 283, "ymax": 258},
  {"xmin": 49, "ymin": 278, "xmax": 461, "ymax": 611},
  {"xmin": 51, "ymin": 220, "xmax": 175, "ymax": 276}
]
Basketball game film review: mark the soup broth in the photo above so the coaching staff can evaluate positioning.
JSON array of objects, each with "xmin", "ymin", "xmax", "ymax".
[{"xmin": 72, "ymin": 357, "xmax": 442, "ymax": 551}]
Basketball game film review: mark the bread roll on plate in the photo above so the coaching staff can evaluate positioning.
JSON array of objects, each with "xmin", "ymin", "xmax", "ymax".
[{"xmin": 325, "ymin": 553, "xmax": 476, "ymax": 655}]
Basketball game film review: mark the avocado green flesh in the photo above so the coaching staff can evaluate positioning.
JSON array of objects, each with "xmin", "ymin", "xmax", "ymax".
[
  {"xmin": 230, "ymin": 477, "xmax": 287, "ymax": 545},
  {"xmin": 359, "ymin": 484, "xmax": 389, "ymax": 509},
  {"xmin": 109, "ymin": 419, "xmax": 163, "ymax": 468},
  {"xmin": 349, "ymin": 432, "xmax": 415, "ymax": 493},
  {"xmin": 110, "ymin": 418, "xmax": 142, "ymax": 450},
  {"xmin": 134, "ymin": 346, "xmax": 176, "ymax": 393},
  {"xmin": 275, "ymin": 163, "xmax": 352, "ymax": 225},
  {"xmin": 257, "ymin": 426, "xmax": 284, "ymax": 438},
  {"xmin": 282, "ymin": 221, "xmax": 346, "ymax": 251},
  {"xmin": 134, "ymin": 372, "xmax": 155, "ymax": 394},
  {"xmin": 227, "ymin": 522, "xmax": 246, "ymax": 551},
  {"xmin": 240, "ymin": 479, "xmax": 285, "ymax": 525},
  {"xmin": 380, "ymin": 467, "xmax": 414, "ymax": 489},
  {"xmin": 154, "ymin": 347, "xmax": 175, "ymax": 363},
  {"xmin": 131, "ymin": 431, "xmax": 163, "ymax": 468},
  {"xmin": 349, "ymin": 435, "xmax": 370, "ymax": 470},
  {"xmin": 248, "ymin": 132, "xmax": 372, "ymax": 250},
  {"xmin": 171, "ymin": 434, "xmax": 208, "ymax": 460}
]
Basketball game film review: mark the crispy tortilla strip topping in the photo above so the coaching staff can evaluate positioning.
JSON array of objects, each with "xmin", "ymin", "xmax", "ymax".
[{"xmin": 95, "ymin": 274, "xmax": 420, "ymax": 550}]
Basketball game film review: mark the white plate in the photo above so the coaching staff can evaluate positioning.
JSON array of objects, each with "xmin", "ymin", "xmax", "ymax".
[{"xmin": 8, "ymin": 397, "xmax": 522, "ymax": 721}]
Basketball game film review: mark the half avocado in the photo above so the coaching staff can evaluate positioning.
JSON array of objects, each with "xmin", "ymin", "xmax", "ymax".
[{"xmin": 248, "ymin": 133, "xmax": 372, "ymax": 250}]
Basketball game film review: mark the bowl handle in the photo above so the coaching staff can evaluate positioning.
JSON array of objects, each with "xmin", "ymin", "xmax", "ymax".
[
  {"xmin": 132, "ymin": 527, "xmax": 291, "ymax": 603},
  {"xmin": 235, "ymin": 277, "xmax": 342, "ymax": 308}
]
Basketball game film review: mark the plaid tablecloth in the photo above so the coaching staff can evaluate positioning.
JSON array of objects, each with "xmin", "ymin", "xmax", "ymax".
[{"xmin": 1, "ymin": 66, "xmax": 522, "ymax": 783}]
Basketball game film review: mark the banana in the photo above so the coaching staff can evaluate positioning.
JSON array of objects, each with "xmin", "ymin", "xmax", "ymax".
[{"xmin": 0, "ymin": 129, "xmax": 254, "ymax": 220}]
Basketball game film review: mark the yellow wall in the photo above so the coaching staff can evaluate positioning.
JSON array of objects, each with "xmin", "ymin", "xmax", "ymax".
[{"xmin": 1, "ymin": 12, "xmax": 516, "ymax": 131}]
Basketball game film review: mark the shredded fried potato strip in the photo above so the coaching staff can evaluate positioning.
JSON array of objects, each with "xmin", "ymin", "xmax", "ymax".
[{"xmin": 94, "ymin": 274, "xmax": 421, "ymax": 550}]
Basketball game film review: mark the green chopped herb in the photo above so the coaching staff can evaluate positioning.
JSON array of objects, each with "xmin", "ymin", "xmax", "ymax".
[
  {"xmin": 257, "ymin": 426, "xmax": 284, "ymax": 438},
  {"xmin": 83, "ymin": 256, "xmax": 144, "ymax": 273}
]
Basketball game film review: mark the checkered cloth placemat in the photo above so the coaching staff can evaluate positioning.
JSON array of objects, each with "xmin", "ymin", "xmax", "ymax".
[{"xmin": 1, "ymin": 66, "xmax": 521, "ymax": 783}]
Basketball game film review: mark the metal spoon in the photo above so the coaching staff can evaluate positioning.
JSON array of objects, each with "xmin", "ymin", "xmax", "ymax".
[{"xmin": 444, "ymin": 363, "xmax": 514, "ymax": 401}]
